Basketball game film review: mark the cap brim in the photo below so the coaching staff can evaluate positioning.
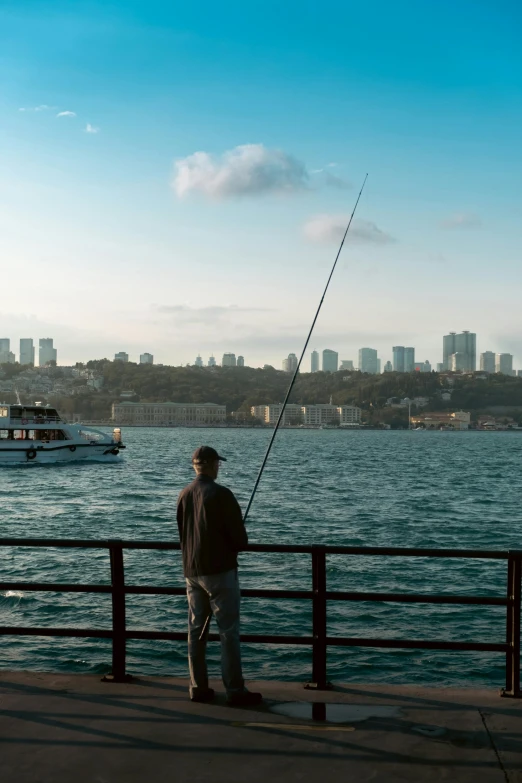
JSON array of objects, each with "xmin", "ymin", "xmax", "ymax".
[{"xmin": 217, "ymin": 455, "xmax": 227, "ymax": 461}]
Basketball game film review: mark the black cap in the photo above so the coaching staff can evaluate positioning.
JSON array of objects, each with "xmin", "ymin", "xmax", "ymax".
[{"xmin": 191, "ymin": 446, "xmax": 227, "ymax": 465}]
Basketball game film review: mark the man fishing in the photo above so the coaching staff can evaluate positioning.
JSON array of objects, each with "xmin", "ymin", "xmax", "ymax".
[{"xmin": 177, "ymin": 445, "xmax": 262, "ymax": 706}]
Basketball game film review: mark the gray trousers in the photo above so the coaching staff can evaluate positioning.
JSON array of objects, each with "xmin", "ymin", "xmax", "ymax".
[{"xmin": 186, "ymin": 568, "xmax": 246, "ymax": 697}]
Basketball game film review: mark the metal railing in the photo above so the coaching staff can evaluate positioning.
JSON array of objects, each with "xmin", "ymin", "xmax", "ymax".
[{"xmin": 0, "ymin": 539, "xmax": 520, "ymax": 697}]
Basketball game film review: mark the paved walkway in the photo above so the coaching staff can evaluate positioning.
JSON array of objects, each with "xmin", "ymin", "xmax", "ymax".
[{"xmin": 0, "ymin": 672, "xmax": 520, "ymax": 782}]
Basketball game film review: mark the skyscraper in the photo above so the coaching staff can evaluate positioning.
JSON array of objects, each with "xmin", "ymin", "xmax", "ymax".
[
  {"xmin": 39, "ymin": 338, "xmax": 57, "ymax": 366},
  {"xmin": 443, "ymin": 331, "xmax": 476, "ymax": 371},
  {"xmin": 222, "ymin": 353, "xmax": 236, "ymax": 366},
  {"xmin": 340, "ymin": 360, "xmax": 354, "ymax": 370},
  {"xmin": 237, "ymin": 355, "xmax": 245, "ymax": 367},
  {"xmin": 404, "ymin": 347, "xmax": 415, "ymax": 372},
  {"xmin": 451, "ymin": 353, "xmax": 467, "ymax": 372},
  {"xmin": 480, "ymin": 351, "xmax": 495, "ymax": 373},
  {"xmin": 208, "ymin": 356, "xmax": 216, "ymax": 367},
  {"xmin": 311, "ymin": 350, "xmax": 320, "ymax": 373},
  {"xmin": 194, "ymin": 355, "xmax": 203, "ymax": 367},
  {"xmin": 322, "ymin": 349, "xmax": 338, "ymax": 373},
  {"xmin": 114, "ymin": 351, "xmax": 129, "ymax": 362},
  {"xmin": 282, "ymin": 353, "xmax": 298, "ymax": 372},
  {"xmin": 358, "ymin": 347, "xmax": 378, "ymax": 374},
  {"xmin": 392, "ymin": 346, "xmax": 415, "ymax": 372},
  {"xmin": 496, "ymin": 353, "xmax": 513, "ymax": 375},
  {"xmin": 20, "ymin": 338, "xmax": 35, "ymax": 365},
  {"xmin": 383, "ymin": 361, "xmax": 392, "ymax": 372},
  {"xmin": 140, "ymin": 353, "xmax": 154, "ymax": 364},
  {"xmin": 392, "ymin": 346, "xmax": 404, "ymax": 372},
  {"xmin": 0, "ymin": 338, "xmax": 14, "ymax": 364}
]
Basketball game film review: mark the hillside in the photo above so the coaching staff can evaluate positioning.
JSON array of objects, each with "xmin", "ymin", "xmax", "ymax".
[{"xmin": 3, "ymin": 360, "xmax": 522, "ymax": 424}]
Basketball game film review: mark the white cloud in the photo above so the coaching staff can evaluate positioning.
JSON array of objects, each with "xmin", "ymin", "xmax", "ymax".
[
  {"xmin": 173, "ymin": 143, "xmax": 309, "ymax": 199},
  {"xmin": 56, "ymin": 111, "xmax": 77, "ymax": 118},
  {"xmin": 85, "ymin": 124, "xmax": 100, "ymax": 134},
  {"xmin": 440, "ymin": 212, "xmax": 482, "ymax": 229},
  {"xmin": 303, "ymin": 214, "xmax": 395, "ymax": 244},
  {"xmin": 19, "ymin": 105, "xmax": 51, "ymax": 112}
]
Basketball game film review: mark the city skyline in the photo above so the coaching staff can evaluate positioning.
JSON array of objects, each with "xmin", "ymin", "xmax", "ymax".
[
  {"xmin": 0, "ymin": 4, "xmax": 520, "ymax": 370},
  {"xmin": 1, "ymin": 332, "xmax": 521, "ymax": 374}
]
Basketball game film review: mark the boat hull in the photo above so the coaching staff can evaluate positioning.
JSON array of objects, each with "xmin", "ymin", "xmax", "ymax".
[{"xmin": 0, "ymin": 444, "xmax": 122, "ymax": 465}]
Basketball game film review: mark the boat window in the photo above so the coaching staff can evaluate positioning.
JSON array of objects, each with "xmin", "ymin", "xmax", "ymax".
[{"xmin": 0, "ymin": 407, "xmax": 8, "ymax": 418}]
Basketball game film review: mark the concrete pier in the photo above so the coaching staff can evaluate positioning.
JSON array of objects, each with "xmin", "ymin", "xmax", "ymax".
[{"xmin": 1, "ymin": 673, "xmax": 520, "ymax": 782}]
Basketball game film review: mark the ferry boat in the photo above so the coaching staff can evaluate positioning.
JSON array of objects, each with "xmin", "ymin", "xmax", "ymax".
[{"xmin": 0, "ymin": 404, "xmax": 125, "ymax": 464}]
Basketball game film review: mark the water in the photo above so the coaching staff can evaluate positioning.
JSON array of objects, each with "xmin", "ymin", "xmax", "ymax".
[{"xmin": 1, "ymin": 428, "xmax": 521, "ymax": 687}]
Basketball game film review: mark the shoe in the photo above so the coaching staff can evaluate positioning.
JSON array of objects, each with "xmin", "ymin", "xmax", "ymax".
[
  {"xmin": 190, "ymin": 688, "xmax": 215, "ymax": 703},
  {"xmin": 226, "ymin": 691, "xmax": 263, "ymax": 707}
]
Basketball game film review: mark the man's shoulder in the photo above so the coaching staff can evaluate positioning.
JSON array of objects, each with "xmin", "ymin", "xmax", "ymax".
[
  {"xmin": 214, "ymin": 482, "xmax": 238, "ymax": 502},
  {"xmin": 177, "ymin": 479, "xmax": 198, "ymax": 501}
]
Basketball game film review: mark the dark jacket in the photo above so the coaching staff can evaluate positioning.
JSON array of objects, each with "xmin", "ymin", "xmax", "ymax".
[{"xmin": 177, "ymin": 474, "xmax": 248, "ymax": 577}]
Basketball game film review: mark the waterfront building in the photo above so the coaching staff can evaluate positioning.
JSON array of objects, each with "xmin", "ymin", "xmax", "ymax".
[
  {"xmin": 338, "ymin": 405, "xmax": 362, "ymax": 425},
  {"xmin": 194, "ymin": 355, "xmax": 203, "ymax": 367},
  {"xmin": 140, "ymin": 353, "xmax": 154, "ymax": 365},
  {"xmin": 114, "ymin": 352, "xmax": 129, "ymax": 362},
  {"xmin": 208, "ymin": 356, "xmax": 216, "ymax": 367},
  {"xmin": 383, "ymin": 360, "xmax": 392, "ymax": 372},
  {"xmin": 340, "ymin": 360, "xmax": 354, "ymax": 370},
  {"xmin": 251, "ymin": 403, "xmax": 362, "ymax": 426},
  {"xmin": 301, "ymin": 404, "xmax": 339, "ymax": 425},
  {"xmin": 39, "ymin": 338, "xmax": 57, "ymax": 366},
  {"xmin": 20, "ymin": 338, "xmax": 35, "ymax": 365},
  {"xmin": 282, "ymin": 353, "xmax": 298, "ymax": 373},
  {"xmin": 359, "ymin": 347, "xmax": 379, "ymax": 374},
  {"xmin": 410, "ymin": 410, "xmax": 471, "ymax": 430},
  {"xmin": 322, "ymin": 349, "xmax": 338, "ymax": 373},
  {"xmin": 222, "ymin": 353, "xmax": 236, "ymax": 367},
  {"xmin": 496, "ymin": 353, "xmax": 513, "ymax": 375},
  {"xmin": 443, "ymin": 331, "xmax": 476, "ymax": 371},
  {"xmin": 480, "ymin": 351, "xmax": 496, "ymax": 373},
  {"xmin": 112, "ymin": 401, "xmax": 226, "ymax": 426},
  {"xmin": 237, "ymin": 356, "xmax": 245, "ymax": 367},
  {"xmin": 311, "ymin": 350, "xmax": 320, "ymax": 373},
  {"xmin": 251, "ymin": 403, "xmax": 303, "ymax": 425}
]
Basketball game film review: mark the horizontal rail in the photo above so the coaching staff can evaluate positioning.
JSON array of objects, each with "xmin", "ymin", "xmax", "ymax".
[
  {"xmin": 0, "ymin": 626, "xmax": 509, "ymax": 654},
  {"xmin": 0, "ymin": 538, "xmax": 520, "ymax": 559},
  {"xmin": 0, "ymin": 582, "xmax": 511, "ymax": 606}
]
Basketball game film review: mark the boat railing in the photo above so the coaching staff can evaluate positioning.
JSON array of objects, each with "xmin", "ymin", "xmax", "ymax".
[
  {"xmin": 0, "ymin": 539, "xmax": 520, "ymax": 697},
  {"xmin": 9, "ymin": 416, "xmax": 62, "ymax": 425}
]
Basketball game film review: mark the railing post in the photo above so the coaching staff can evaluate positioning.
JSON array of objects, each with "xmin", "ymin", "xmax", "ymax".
[
  {"xmin": 103, "ymin": 541, "xmax": 131, "ymax": 683},
  {"xmin": 305, "ymin": 545, "xmax": 332, "ymax": 690},
  {"xmin": 502, "ymin": 552, "xmax": 521, "ymax": 698}
]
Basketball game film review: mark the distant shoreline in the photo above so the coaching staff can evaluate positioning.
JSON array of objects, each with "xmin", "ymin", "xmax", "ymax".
[{"xmin": 75, "ymin": 422, "xmax": 522, "ymax": 432}]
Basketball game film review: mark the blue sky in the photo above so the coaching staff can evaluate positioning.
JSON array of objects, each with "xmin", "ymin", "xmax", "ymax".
[{"xmin": 1, "ymin": 0, "xmax": 521, "ymax": 369}]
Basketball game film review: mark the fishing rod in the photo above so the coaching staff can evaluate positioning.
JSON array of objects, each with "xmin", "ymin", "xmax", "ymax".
[
  {"xmin": 198, "ymin": 174, "xmax": 368, "ymax": 642},
  {"xmin": 243, "ymin": 173, "xmax": 368, "ymax": 523}
]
